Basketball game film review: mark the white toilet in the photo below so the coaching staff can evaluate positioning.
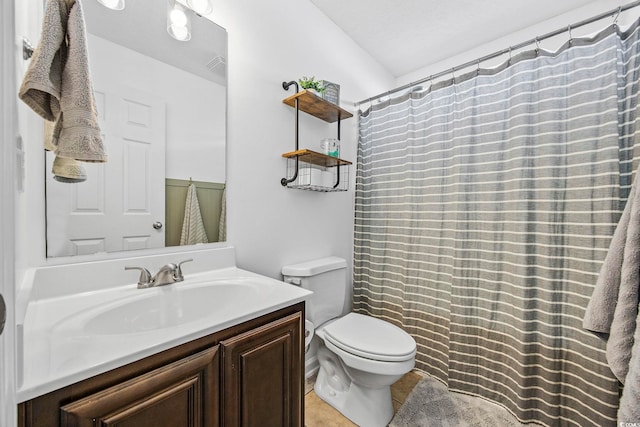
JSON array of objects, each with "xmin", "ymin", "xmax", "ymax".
[{"xmin": 282, "ymin": 257, "xmax": 416, "ymax": 427}]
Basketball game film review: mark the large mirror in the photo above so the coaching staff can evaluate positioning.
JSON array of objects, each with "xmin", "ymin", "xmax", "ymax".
[{"xmin": 45, "ymin": 0, "xmax": 227, "ymax": 258}]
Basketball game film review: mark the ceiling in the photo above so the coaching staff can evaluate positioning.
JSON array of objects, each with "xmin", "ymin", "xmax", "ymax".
[{"xmin": 309, "ymin": 0, "xmax": 603, "ymax": 78}]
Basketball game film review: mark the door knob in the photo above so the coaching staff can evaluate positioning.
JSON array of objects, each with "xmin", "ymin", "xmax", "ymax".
[{"xmin": 153, "ymin": 221, "xmax": 163, "ymax": 230}]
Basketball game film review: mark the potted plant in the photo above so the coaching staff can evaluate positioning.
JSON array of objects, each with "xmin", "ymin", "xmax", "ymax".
[{"xmin": 298, "ymin": 76, "xmax": 325, "ymax": 95}]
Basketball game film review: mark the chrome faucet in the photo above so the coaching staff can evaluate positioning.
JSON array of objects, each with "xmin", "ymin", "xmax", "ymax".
[
  {"xmin": 125, "ymin": 259, "xmax": 193, "ymax": 289},
  {"xmin": 152, "ymin": 263, "xmax": 179, "ymax": 286},
  {"xmin": 124, "ymin": 266, "xmax": 153, "ymax": 288}
]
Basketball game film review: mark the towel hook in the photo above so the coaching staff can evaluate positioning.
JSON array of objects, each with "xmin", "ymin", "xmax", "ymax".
[{"xmin": 22, "ymin": 37, "xmax": 34, "ymax": 60}]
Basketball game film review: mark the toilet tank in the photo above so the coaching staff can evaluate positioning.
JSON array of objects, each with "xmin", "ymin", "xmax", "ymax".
[{"xmin": 282, "ymin": 257, "xmax": 347, "ymax": 327}]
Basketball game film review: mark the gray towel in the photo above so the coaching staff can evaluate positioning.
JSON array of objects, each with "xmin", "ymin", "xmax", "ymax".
[
  {"xmin": 19, "ymin": 0, "xmax": 66, "ymax": 121},
  {"xmin": 584, "ymin": 164, "xmax": 640, "ymax": 422},
  {"xmin": 19, "ymin": 0, "xmax": 107, "ymax": 164},
  {"xmin": 618, "ymin": 306, "xmax": 640, "ymax": 422}
]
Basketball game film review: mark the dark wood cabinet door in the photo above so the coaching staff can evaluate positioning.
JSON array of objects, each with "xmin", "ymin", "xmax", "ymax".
[
  {"xmin": 60, "ymin": 345, "xmax": 220, "ymax": 427},
  {"xmin": 221, "ymin": 312, "xmax": 303, "ymax": 427}
]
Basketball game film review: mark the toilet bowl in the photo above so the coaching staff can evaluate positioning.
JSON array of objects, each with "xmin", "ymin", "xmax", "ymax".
[
  {"xmin": 282, "ymin": 257, "xmax": 416, "ymax": 427},
  {"xmin": 314, "ymin": 313, "xmax": 415, "ymax": 427}
]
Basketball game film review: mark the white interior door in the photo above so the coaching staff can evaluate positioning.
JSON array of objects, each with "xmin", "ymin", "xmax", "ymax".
[{"xmin": 46, "ymin": 85, "xmax": 166, "ymax": 257}]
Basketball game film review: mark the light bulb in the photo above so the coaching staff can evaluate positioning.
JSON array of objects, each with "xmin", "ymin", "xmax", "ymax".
[
  {"xmin": 97, "ymin": 0, "xmax": 125, "ymax": 10},
  {"xmin": 167, "ymin": 1, "xmax": 191, "ymax": 42},
  {"xmin": 169, "ymin": 8, "xmax": 188, "ymax": 27},
  {"xmin": 187, "ymin": 0, "xmax": 213, "ymax": 15},
  {"xmin": 169, "ymin": 24, "xmax": 191, "ymax": 41}
]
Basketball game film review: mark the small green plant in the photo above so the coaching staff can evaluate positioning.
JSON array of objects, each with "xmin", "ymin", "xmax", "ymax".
[{"xmin": 298, "ymin": 76, "xmax": 325, "ymax": 93}]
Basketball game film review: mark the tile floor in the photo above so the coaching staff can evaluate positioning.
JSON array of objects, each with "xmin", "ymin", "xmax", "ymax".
[{"xmin": 304, "ymin": 370, "xmax": 423, "ymax": 427}]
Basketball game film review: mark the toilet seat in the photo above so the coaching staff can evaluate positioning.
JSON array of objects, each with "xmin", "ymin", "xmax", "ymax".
[{"xmin": 322, "ymin": 313, "xmax": 416, "ymax": 362}]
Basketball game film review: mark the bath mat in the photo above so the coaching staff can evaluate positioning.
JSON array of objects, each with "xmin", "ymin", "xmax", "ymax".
[{"xmin": 390, "ymin": 376, "xmax": 534, "ymax": 427}]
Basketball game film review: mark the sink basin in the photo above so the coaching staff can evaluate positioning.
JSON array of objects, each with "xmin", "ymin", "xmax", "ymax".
[
  {"xmin": 18, "ymin": 250, "xmax": 315, "ymax": 404},
  {"xmin": 80, "ymin": 281, "xmax": 260, "ymax": 335}
]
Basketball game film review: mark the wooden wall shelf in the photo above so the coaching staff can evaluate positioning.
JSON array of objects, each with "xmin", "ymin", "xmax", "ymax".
[
  {"xmin": 282, "ymin": 149, "xmax": 352, "ymax": 167},
  {"xmin": 282, "ymin": 90, "xmax": 353, "ymax": 123},
  {"xmin": 280, "ymin": 81, "xmax": 353, "ymax": 191}
]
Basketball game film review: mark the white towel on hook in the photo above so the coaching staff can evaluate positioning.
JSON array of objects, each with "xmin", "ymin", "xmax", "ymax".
[
  {"xmin": 218, "ymin": 187, "xmax": 226, "ymax": 242},
  {"xmin": 180, "ymin": 183, "xmax": 208, "ymax": 246}
]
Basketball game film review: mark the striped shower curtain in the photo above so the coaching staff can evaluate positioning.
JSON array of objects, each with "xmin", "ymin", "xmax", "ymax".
[{"xmin": 354, "ymin": 21, "xmax": 640, "ymax": 427}]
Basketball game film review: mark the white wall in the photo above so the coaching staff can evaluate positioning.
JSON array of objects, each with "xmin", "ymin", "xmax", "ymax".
[
  {"xmin": 15, "ymin": 0, "xmax": 45, "ymax": 290},
  {"xmin": 191, "ymin": 0, "xmax": 394, "ymax": 282},
  {"xmin": 88, "ymin": 34, "xmax": 226, "ymax": 183},
  {"xmin": 396, "ymin": 0, "xmax": 636, "ymax": 88}
]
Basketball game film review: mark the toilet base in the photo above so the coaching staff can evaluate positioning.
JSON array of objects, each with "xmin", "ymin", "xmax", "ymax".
[{"xmin": 314, "ymin": 347, "xmax": 395, "ymax": 427}]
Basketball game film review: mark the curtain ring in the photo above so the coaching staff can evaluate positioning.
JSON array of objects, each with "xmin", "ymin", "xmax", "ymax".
[
  {"xmin": 476, "ymin": 60, "xmax": 480, "ymax": 76},
  {"xmin": 567, "ymin": 25, "xmax": 573, "ymax": 44},
  {"xmin": 535, "ymin": 37, "xmax": 540, "ymax": 56},
  {"xmin": 508, "ymin": 46, "xmax": 512, "ymax": 65},
  {"xmin": 613, "ymin": 6, "xmax": 621, "ymax": 28}
]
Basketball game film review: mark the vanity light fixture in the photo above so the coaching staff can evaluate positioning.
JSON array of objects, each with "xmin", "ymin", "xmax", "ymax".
[
  {"xmin": 186, "ymin": 0, "xmax": 213, "ymax": 15},
  {"xmin": 167, "ymin": 0, "xmax": 192, "ymax": 41},
  {"xmin": 96, "ymin": 0, "xmax": 125, "ymax": 10}
]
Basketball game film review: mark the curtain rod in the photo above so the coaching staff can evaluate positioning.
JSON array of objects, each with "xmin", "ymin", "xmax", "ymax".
[{"xmin": 355, "ymin": 0, "xmax": 640, "ymax": 107}]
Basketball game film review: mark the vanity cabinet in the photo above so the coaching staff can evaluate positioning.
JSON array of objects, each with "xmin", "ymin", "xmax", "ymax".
[{"xmin": 18, "ymin": 303, "xmax": 304, "ymax": 427}]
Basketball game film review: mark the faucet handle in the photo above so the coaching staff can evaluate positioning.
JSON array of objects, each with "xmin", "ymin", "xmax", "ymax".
[
  {"xmin": 175, "ymin": 259, "xmax": 193, "ymax": 282},
  {"xmin": 125, "ymin": 266, "xmax": 153, "ymax": 288}
]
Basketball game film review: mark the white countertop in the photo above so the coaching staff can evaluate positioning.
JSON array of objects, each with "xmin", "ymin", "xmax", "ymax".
[{"xmin": 16, "ymin": 247, "xmax": 311, "ymax": 402}]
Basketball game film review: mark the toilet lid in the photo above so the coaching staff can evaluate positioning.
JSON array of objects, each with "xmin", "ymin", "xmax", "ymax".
[{"xmin": 322, "ymin": 313, "xmax": 416, "ymax": 362}]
